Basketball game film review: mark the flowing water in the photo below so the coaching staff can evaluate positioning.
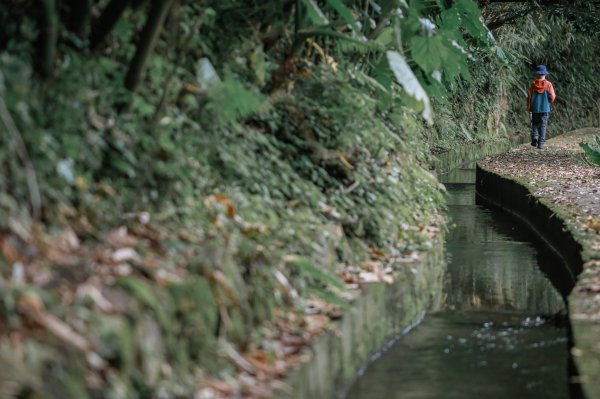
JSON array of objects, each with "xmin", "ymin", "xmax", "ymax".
[{"xmin": 345, "ymin": 167, "xmax": 572, "ymax": 399}]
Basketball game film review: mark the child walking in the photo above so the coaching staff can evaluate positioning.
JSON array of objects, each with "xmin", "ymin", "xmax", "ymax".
[{"xmin": 527, "ymin": 65, "xmax": 556, "ymax": 149}]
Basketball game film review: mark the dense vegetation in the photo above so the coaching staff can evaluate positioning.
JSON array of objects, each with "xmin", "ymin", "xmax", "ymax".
[{"xmin": 1, "ymin": 0, "xmax": 599, "ymax": 397}]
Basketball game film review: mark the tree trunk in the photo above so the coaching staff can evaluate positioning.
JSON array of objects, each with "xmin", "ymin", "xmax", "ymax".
[
  {"xmin": 37, "ymin": 0, "xmax": 58, "ymax": 78},
  {"xmin": 124, "ymin": 0, "xmax": 175, "ymax": 92},
  {"xmin": 90, "ymin": 0, "xmax": 133, "ymax": 50},
  {"xmin": 69, "ymin": 0, "xmax": 93, "ymax": 38}
]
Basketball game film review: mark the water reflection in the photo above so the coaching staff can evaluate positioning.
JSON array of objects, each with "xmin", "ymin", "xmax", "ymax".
[
  {"xmin": 345, "ymin": 168, "xmax": 569, "ymax": 399},
  {"xmin": 445, "ymin": 182, "xmax": 565, "ymax": 315},
  {"xmin": 346, "ymin": 312, "xmax": 567, "ymax": 399}
]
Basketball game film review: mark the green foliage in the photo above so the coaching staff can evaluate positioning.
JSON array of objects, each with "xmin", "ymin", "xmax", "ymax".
[
  {"xmin": 287, "ymin": 256, "xmax": 346, "ymax": 290},
  {"xmin": 292, "ymin": 0, "xmax": 497, "ymax": 124},
  {"xmin": 580, "ymin": 136, "xmax": 600, "ymax": 166},
  {"xmin": 424, "ymin": 3, "xmax": 600, "ymax": 152},
  {"xmin": 3, "ymin": 0, "xmax": 600, "ymax": 397},
  {"xmin": 410, "ymin": 35, "xmax": 447, "ymax": 73},
  {"xmin": 0, "ymin": 0, "xmax": 501, "ymax": 213},
  {"xmin": 204, "ymin": 71, "xmax": 268, "ymax": 127},
  {"xmin": 324, "ymin": 0, "xmax": 363, "ymax": 35}
]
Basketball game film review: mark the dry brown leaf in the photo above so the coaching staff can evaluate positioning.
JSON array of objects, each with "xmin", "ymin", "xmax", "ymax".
[
  {"xmin": 304, "ymin": 314, "xmax": 329, "ymax": 333},
  {"xmin": 106, "ymin": 227, "xmax": 138, "ymax": 248},
  {"xmin": 359, "ymin": 260, "xmax": 381, "ymax": 272},
  {"xmin": 337, "ymin": 151, "xmax": 354, "ymax": 169},
  {"xmin": 111, "ymin": 247, "xmax": 141, "ymax": 263},
  {"xmin": 225, "ymin": 343, "xmax": 257, "ymax": 375},
  {"xmin": 87, "ymin": 107, "xmax": 112, "ymax": 130},
  {"xmin": 585, "ymin": 219, "xmax": 600, "ymax": 233},
  {"xmin": 243, "ymin": 352, "xmax": 276, "ymax": 376},
  {"xmin": 358, "ymin": 271, "xmax": 380, "ymax": 283},
  {"xmin": 205, "ymin": 194, "xmax": 235, "ymax": 218},
  {"xmin": 0, "ymin": 234, "xmax": 22, "ymax": 264}
]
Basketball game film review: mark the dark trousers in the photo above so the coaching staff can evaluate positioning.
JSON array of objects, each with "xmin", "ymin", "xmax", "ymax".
[{"xmin": 531, "ymin": 112, "xmax": 549, "ymax": 146}]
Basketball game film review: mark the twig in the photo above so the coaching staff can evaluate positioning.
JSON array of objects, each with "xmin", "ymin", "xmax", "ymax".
[
  {"xmin": 19, "ymin": 296, "xmax": 107, "ymax": 369},
  {"xmin": 150, "ymin": 8, "xmax": 206, "ymax": 127},
  {"xmin": 486, "ymin": 5, "xmax": 538, "ymax": 31},
  {"xmin": 342, "ymin": 180, "xmax": 360, "ymax": 194},
  {"xmin": 0, "ymin": 96, "xmax": 42, "ymax": 219},
  {"xmin": 22, "ymin": 306, "xmax": 92, "ymax": 353},
  {"xmin": 224, "ymin": 342, "xmax": 257, "ymax": 375}
]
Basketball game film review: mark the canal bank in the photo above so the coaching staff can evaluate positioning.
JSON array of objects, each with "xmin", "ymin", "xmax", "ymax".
[
  {"xmin": 477, "ymin": 128, "xmax": 600, "ymax": 399},
  {"xmin": 278, "ymin": 134, "xmax": 534, "ymax": 398},
  {"xmin": 277, "ymin": 234, "xmax": 446, "ymax": 399},
  {"xmin": 345, "ymin": 166, "xmax": 570, "ymax": 399}
]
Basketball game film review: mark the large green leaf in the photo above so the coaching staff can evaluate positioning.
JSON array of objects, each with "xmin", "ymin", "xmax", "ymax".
[
  {"xmin": 386, "ymin": 50, "xmax": 433, "ymax": 125},
  {"xmin": 301, "ymin": 0, "xmax": 329, "ymax": 25},
  {"xmin": 438, "ymin": 7, "xmax": 462, "ymax": 38},
  {"xmin": 580, "ymin": 139, "xmax": 600, "ymax": 166},
  {"xmin": 410, "ymin": 35, "xmax": 448, "ymax": 73},
  {"xmin": 453, "ymin": 0, "xmax": 490, "ymax": 41},
  {"xmin": 453, "ymin": 0, "xmax": 482, "ymax": 16},
  {"xmin": 442, "ymin": 40, "xmax": 471, "ymax": 81}
]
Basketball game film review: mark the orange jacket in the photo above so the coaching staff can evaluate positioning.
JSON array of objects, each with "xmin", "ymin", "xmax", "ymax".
[{"xmin": 527, "ymin": 79, "xmax": 556, "ymax": 112}]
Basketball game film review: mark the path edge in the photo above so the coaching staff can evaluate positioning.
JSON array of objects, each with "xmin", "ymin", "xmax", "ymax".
[
  {"xmin": 476, "ymin": 163, "xmax": 600, "ymax": 399},
  {"xmin": 275, "ymin": 235, "xmax": 446, "ymax": 399}
]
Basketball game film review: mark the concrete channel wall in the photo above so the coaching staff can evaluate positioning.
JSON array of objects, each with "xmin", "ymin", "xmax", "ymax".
[
  {"xmin": 277, "ymin": 135, "xmax": 530, "ymax": 399},
  {"xmin": 277, "ymin": 238, "xmax": 446, "ymax": 399},
  {"xmin": 431, "ymin": 134, "xmax": 528, "ymax": 172},
  {"xmin": 476, "ymin": 165, "xmax": 599, "ymax": 399}
]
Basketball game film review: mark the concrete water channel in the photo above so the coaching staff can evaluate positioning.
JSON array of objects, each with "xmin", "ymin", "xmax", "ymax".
[{"xmin": 345, "ymin": 166, "xmax": 578, "ymax": 399}]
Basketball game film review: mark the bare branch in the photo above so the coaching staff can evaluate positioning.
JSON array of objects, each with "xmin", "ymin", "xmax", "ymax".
[{"xmin": 486, "ymin": 5, "xmax": 538, "ymax": 30}]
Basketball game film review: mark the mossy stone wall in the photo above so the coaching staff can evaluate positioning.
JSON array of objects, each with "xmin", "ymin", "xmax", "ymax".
[
  {"xmin": 278, "ymin": 135, "xmax": 532, "ymax": 399},
  {"xmin": 432, "ymin": 134, "xmax": 528, "ymax": 173},
  {"xmin": 277, "ymin": 236, "xmax": 446, "ymax": 399}
]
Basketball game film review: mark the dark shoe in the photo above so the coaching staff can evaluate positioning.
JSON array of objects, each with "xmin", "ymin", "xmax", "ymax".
[
  {"xmin": 537, "ymin": 145, "xmax": 544, "ymax": 149},
  {"xmin": 531, "ymin": 138, "xmax": 538, "ymax": 147}
]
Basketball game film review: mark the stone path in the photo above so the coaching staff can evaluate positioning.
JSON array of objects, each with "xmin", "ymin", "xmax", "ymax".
[{"xmin": 478, "ymin": 128, "xmax": 600, "ymax": 398}]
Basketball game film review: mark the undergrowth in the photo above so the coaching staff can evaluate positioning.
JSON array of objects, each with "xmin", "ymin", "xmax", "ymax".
[{"xmin": 1, "ymin": 0, "xmax": 600, "ymax": 397}]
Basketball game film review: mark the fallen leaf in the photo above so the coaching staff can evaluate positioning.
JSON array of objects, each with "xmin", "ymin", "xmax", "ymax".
[{"xmin": 112, "ymin": 247, "xmax": 140, "ymax": 263}]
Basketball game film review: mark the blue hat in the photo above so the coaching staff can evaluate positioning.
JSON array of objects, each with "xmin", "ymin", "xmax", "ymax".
[{"xmin": 533, "ymin": 65, "xmax": 549, "ymax": 75}]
